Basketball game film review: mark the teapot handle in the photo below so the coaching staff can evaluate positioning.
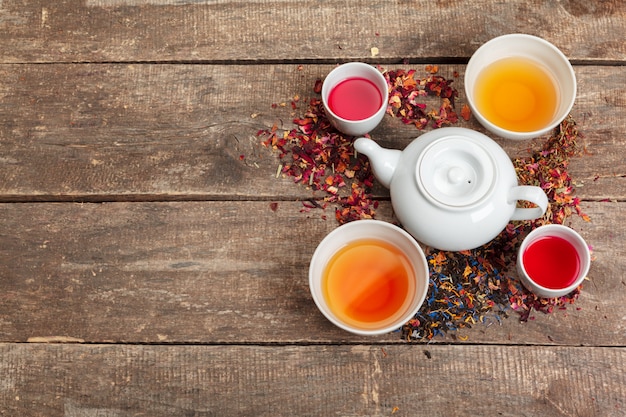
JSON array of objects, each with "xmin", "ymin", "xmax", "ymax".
[{"xmin": 508, "ymin": 186, "xmax": 549, "ymax": 221}]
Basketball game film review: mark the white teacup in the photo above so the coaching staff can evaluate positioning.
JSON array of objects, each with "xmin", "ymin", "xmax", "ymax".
[
  {"xmin": 464, "ymin": 34, "xmax": 576, "ymax": 140},
  {"xmin": 517, "ymin": 224, "xmax": 590, "ymax": 298},
  {"xmin": 321, "ymin": 62, "xmax": 388, "ymax": 136},
  {"xmin": 309, "ymin": 220, "xmax": 429, "ymax": 336}
]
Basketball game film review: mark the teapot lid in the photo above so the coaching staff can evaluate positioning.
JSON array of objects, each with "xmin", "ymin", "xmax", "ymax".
[{"xmin": 417, "ymin": 135, "xmax": 496, "ymax": 207}]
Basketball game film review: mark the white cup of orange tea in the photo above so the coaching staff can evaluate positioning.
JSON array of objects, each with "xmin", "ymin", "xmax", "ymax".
[
  {"xmin": 517, "ymin": 224, "xmax": 591, "ymax": 298},
  {"xmin": 464, "ymin": 34, "xmax": 576, "ymax": 140},
  {"xmin": 309, "ymin": 220, "xmax": 429, "ymax": 336},
  {"xmin": 321, "ymin": 62, "xmax": 389, "ymax": 136}
]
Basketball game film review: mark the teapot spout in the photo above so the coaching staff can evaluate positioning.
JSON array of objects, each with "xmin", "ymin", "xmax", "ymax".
[{"xmin": 354, "ymin": 138, "xmax": 400, "ymax": 189}]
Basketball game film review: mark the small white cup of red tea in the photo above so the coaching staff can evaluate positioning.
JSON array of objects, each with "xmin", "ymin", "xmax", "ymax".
[
  {"xmin": 517, "ymin": 224, "xmax": 591, "ymax": 298},
  {"xmin": 464, "ymin": 34, "xmax": 576, "ymax": 140},
  {"xmin": 321, "ymin": 62, "xmax": 388, "ymax": 136},
  {"xmin": 309, "ymin": 220, "xmax": 429, "ymax": 336}
]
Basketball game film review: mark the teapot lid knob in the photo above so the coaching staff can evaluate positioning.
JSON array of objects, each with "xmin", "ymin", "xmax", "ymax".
[
  {"xmin": 417, "ymin": 136, "xmax": 496, "ymax": 207},
  {"xmin": 447, "ymin": 167, "xmax": 467, "ymax": 184}
]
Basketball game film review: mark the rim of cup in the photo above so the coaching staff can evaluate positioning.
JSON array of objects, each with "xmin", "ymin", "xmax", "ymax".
[
  {"xmin": 517, "ymin": 224, "xmax": 590, "ymax": 298},
  {"xmin": 309, "ymin": 220, "xmax": 429, "ymax": 336},
  {"xmin": 464, "ymin": 33, "xmax": 577, "ymax": 140},
  {"xmin": 321, "ymin": 62, "xmax": 389, "ymax": 136}
]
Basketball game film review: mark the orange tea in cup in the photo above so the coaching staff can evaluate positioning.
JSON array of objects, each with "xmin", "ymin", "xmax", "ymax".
[
  {"xmin": 473, "ymin": 57, "xmax": 559, "ymax": 133},
  {"xmin": 309, "ymin": 220, "xmax": 429, "ymax": 336},
  {"xmin": 322, "ymin": 238, "xmax": 415, "ymax": 330}
]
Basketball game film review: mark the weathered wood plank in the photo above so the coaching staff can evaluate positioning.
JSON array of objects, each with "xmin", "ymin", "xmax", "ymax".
[
  {"xmin": 0, "ymin": 201, "xmax": 623, "ymax": 345},
  {"xmin": 0, "ymin": 0, "xmax": 624, "ymax": 63},
  {"xmin": 0, "ymin": 64, "xmax": 624, "ymax": 201},
  {"xmin": 0, "ymin": 2, "xmax": 622, "ymax": 415},
  {"xmin": 0, "ymin": 343, "xmax": 624, "ymax": 417}
]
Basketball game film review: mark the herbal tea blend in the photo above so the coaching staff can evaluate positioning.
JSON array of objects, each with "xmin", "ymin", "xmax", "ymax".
[{"xmin": 258, "ymin": 66, "xmax": 590, "ymax": 340}]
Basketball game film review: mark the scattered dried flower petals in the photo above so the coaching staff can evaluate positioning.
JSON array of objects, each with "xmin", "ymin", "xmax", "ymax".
[
  {"xmin": 259, "ymin": 84, "xmax": 377, "ymax": 224},
  {"xmin": 385, "ymin": 69, "xmax": 460, "ymax": 129}
]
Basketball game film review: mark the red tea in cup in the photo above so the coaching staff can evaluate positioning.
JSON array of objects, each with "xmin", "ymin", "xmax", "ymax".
[
  {"xmin": 321, "ymin": 62, "xmax": 389, "ymax": 136},
  {"xmin": 521, "ymin": 235, "xmax": 581, "ymax": 289},
  {"xmin": 327, "ymin": 77, "xmax": 383, "ymax": 121},
  {"xmin": 516, "ymin": 224, "xmax": 590, "ymax": 298}
]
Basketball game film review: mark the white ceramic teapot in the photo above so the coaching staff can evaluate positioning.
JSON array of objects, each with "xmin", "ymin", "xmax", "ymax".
[{"xmin": 354, "ymin": 127, "xmax": 548, "ymax": 251}]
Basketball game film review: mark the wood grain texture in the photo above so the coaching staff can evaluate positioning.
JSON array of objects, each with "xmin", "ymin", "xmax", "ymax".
[
  {"xmin": 0, "ymin": 201, "xmax": 623, "ymax": 345},
  {"xmin": 1, "ymin": 1, "xmax": 625, "ymax": 415},
  {"xmin": 0, "ymin": 0, "xmax": 624, "ymax": 63},
  {"xmin": 0, "ymin": 343, "xmax": 624, "ymax": 417},
  {"xmin": 0, "ymin": 64, "xmax": 624, "ymax": 201}
]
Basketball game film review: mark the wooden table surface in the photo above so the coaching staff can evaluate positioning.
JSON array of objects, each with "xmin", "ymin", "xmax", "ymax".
[{"xmin": 1, "ymin": 1, "xmax": 625, "ymax": 416}]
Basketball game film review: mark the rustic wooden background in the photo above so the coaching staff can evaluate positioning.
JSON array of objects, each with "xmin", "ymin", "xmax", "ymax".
[{"xmin": 1, "ymin": 1, "xmax": 625, "ymax": 416}]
